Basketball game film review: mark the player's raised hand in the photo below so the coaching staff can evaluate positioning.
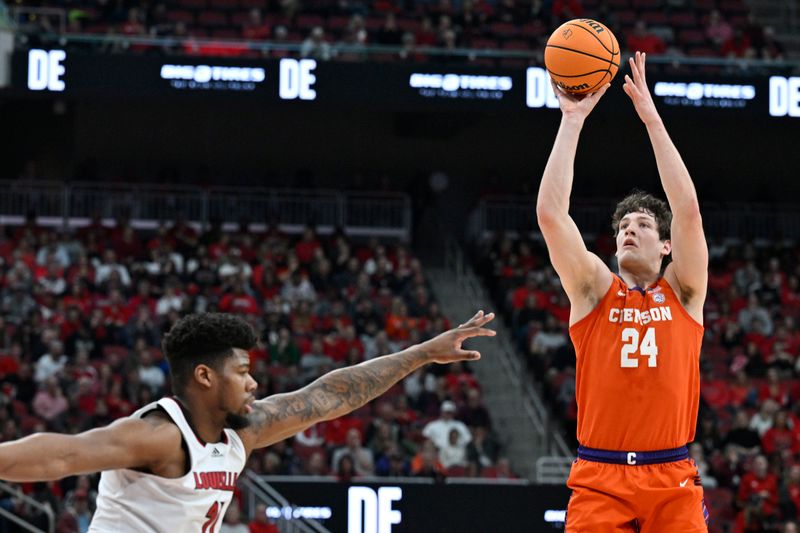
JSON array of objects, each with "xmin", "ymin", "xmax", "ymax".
[
  {"xmin": 552, "ymin": 80, "xmax": 611, "ymax": 122},
  {"xmin": 419, "ymin": 310, "xmax": 496, "ymax": 364},
  {"xmin": 623, "ymin": 51, "xmax": 662, "ymax": 127}
]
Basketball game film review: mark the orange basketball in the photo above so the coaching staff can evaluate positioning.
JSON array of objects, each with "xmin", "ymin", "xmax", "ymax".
[{"xmin": 544, "ymin": 18, "xmax": 620, "ymax": 94}]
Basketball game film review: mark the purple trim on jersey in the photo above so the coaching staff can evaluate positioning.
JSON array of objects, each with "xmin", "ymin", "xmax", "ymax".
[{"xmin": 577, "ymin": 445, "xmax": 689, "ymax": 465}]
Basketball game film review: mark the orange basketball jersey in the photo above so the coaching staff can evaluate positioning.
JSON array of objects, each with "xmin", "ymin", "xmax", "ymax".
[{"xmin": 569, "ymin": 275, "xmax": 703, "ymax": 451}]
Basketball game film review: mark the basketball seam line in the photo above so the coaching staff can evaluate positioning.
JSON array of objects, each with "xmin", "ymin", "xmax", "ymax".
[
  {"xmin": 545, "ymin": 44, "xmax": 620, "ymax": 68},
  {"xmin": 547, "ymin": 68, "xmax": 610, "ymax": 78},
  {"xmin": 565, "ymin": 22, "xmax": 619, "ymax": 55}
]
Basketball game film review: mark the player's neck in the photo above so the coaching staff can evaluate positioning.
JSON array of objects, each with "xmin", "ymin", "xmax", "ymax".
[
  {"xmin": 618, "ymin": 268, "xmax": 660, "ymax": 290},
  {"xmin": 174, "ymin": 393, "xmax": 226, "ymax": 444}
]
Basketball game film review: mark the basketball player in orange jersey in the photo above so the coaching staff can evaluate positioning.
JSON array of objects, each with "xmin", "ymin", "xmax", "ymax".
[
  {"xmin": 537, "ymin": 51, "xmax": 709, "ymax": 532},
  {"xmin": 0, "ymin": 311, "xmax": 495, "ymax": 532}
]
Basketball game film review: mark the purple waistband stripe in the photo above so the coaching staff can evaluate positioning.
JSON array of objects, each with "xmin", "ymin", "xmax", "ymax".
[{"xmin": 577, "ymin": 445, "xmax": 689, "ymax": 465}]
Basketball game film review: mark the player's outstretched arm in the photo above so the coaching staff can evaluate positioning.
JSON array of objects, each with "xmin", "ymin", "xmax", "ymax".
[
  {"xmin": 238, "ymin": 311, "xmax": 496, "ymax": 452},
  {"xmin": 0, "ymin": 415, "xmax": 180, "ymax": 482},
  {"xmin": 537, "ymin": 82, "xmax": 612, "ymax": 319},
  {"xmin": 623, "ymin": 51, "xmax": 708, "ymax": 312}
]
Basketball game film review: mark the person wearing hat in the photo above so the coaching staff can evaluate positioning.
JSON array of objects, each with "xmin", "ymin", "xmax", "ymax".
[{"xmin": 422, "ymin": 400, "xmax": 472, "ymax": 451}]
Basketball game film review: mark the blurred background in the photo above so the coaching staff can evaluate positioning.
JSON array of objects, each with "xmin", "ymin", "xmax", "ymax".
[{"xmin": 0, "ymin": 0, "xmax": 799, "ymax": 531}]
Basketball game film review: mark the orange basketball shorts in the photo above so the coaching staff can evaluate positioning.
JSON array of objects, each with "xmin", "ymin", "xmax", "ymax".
[{"xmin": 565, "ymin": 449, "xmax": 709, "ymax": 532}]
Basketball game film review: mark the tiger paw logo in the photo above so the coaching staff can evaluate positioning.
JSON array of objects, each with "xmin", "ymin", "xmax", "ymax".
[{"xmin": 562, "ymin": 28, "xmax": 573, "ymax": 39}]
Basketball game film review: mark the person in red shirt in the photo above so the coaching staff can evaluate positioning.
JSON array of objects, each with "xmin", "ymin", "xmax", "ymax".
[
  {"xmin": 786, "ymin": 464, "xmax": 800, "ymax": 519},
  {"xmin": 242, "ymin": 8, "xmax": 271, "ymax": 41},
  {"xmin": 551, "ymin": 0, "xmax": 584, "ymax": 22},
  {"xmin": 127, "ymin": 280, "xmax": 157, "ymax": 317},
  {"xmin": 737, "ymin": 454, "xmax": 779, "ymax": 517},
  {"xmin": 626, "ymin": 21, "xmax": 666, "ymax": 56},
  {"xmin": 121, "ymin": 7, "xmax": 146, "ymax": 35},
  {"xmin": 511, "ymin": 272, "xmax": 547, "ymax": 310},
  {"xmin": 759, "ymin": 368, "xmax": 791, "ymax": 407},
  {"xmin": 761, "ymin": 410, "xmax": 800, "ymax": 458},
  {"xmin": 219, "ymin": 281, "xmax": 260, "ymax": 315},
  {"xmin": 701, "ymin": 366, "xmax": 732, "ymax": 409},
  {"xmin": 295, "ymin": 227, "xmax": 321, "ymax": 265},
  {"xmin": 721, "ymin": 29, "xmax": 753, "ymax": 58}
]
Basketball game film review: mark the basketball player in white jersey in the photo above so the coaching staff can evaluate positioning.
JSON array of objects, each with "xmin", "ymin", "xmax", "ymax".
[{"xmin": 0, "ymin": 311, "xmax": 495, "ymax": 532}]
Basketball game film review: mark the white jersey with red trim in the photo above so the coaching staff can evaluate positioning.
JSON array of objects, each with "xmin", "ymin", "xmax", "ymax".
[{"xmin": 89, "ymin": 397, "xmax": 247, "ymax": 533}]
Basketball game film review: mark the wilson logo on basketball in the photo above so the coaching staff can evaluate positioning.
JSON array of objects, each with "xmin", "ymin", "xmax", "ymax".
[
  {"xmin": 580, "ymin": 19, "xmax": 606, "ymax": 33},
  {"xmin": 562, "ymin": 29, "xmax": 573, "ymax": 39},
  {"xmin": 557, "ymin": 81, "xmax": 589, "ymax": 91}
]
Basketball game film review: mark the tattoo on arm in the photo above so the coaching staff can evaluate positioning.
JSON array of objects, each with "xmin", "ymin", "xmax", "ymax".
[{"xmin": 249, "ymin": 348, "xmax": 426, "ymax": 436}]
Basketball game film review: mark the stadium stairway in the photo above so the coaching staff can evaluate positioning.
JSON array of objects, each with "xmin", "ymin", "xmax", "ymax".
[{"xmin": 425, "ymin": 241, "xmax": 568, "ymax": 480}]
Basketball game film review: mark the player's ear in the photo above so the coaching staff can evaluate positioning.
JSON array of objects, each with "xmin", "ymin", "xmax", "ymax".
[
  {"xmin": 193, "ymin": 364, "xmax": 215, "ymax": 390},
  {"xmin": 661, "ymin": 239, "xmax": 672, "ymax": 256}
]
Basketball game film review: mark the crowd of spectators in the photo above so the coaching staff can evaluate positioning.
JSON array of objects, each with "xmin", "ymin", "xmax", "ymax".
[
  {"xmin": 19, "ymin": 0, "xmax": 786, "ymax": 65},
  {"xmin": 477, "ymin": 232, "xmax": 800, "ymax": 532},
  {"xmin": 0, "ymin": 214, "xmax": 509, "ymax": 532}
]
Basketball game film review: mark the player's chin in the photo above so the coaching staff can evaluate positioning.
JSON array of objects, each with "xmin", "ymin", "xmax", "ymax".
[{"xmin": 225, "ymin": 411, "xmax": 252, "ymax": 430}]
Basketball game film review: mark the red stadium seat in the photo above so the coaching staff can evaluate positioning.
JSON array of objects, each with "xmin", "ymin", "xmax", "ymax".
[
  {"xmin": 502, "ymin": 39, "xmax": 530, "ymax": 51},
  {"xmin": 521, "ymin": 20, "xmax": 546, "ymax": 37},
  {"xmin": 641, "ymin": 11, "xmax": 669, "ymax": 27},
  {"xmin": 296, "ymin": 14, "xmax": 325, "ymax": 30},
  {"xmin": 364, "ymin": 17, "xmax": 385, "ymax": 31},
  {"xmin": 197, "ymin": 11, "xmax": 228, "ymax": 27},
  {"xmin": 230, "ymin": 10, "xmax": 250, "ymax": 25},
  {"xmin": 615, "ymin": 9, "xmax": 638, "ymax": 26},
  {"xmin": 678, "ymin": 29, "xmax": 707, "ymax": 46},
  {"xmin": 470, "ymin": 38, "xmax": 499, "ymax": 50},
  {"xmin": 212, "ymin": 28, "xmax": 240, "ymax": 39},
  {"xmin": 327, "ymin": 16, "xmax": 350, "ymax": 31},
  {"xmin": 687, "ymin": 46, "xmax": 716, "ymax": 57},
  {"xmin": 396, "ymin": 18, "xmax": 421, "ymax": 33},
  {"xmin": 84, "ymin": 22, "xmax": 110, "ymax": 33},
  {"xmin": 445, "ymin": 465, "xmax": 467, "ymax": 477},
  {"xmin": 166, "ymin": 9, "xmax": 195, "ymax": 24},
  {"xmin": 669, "ymin": 11, "xmax": 698, "ymax": 28},
  {"xmin": 488, "ymin": 21, "xmax": 519, "ymax": 38}
]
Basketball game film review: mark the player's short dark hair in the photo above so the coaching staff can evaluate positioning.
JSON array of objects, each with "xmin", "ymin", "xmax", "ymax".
[
  {"xmin": 162, "ymin": 313, "xmax": 257, "ymax": 394},
  {"xmin": 611, "ymin": 190, "xmax": 672, "ymax": 241}
]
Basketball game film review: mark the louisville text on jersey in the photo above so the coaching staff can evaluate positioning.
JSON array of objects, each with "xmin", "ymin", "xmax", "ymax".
[{"xmin": 193, "ymin": 471, "xmax": 239, "ymax": 491}]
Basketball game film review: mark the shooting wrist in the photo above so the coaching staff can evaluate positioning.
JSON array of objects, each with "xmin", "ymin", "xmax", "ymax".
[{"xmin": 561, "ymin": 114, "xmax": 585, "ymax": 128}]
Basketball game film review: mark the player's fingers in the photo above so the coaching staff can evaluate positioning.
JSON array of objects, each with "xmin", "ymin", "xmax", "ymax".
[
  {"xmin": 458, "ymin": 310, "xmax": 484, "ymax": 328},
  {"xmin": 640, "ymin": 52, "xmax": 648, "ymax": 83},
  {"xmin": 623, "ymin": 74, "xmax": 634, "ymax": 91},
  {"xmin": 453, "ymin": 349, "xmax": 482, "ymax": 361},
  {"xmin": 473, "ymin": 312, "xmax": 495, "ymax": 327},
  {"xmin": 457, "ymin": 326, "xmax": 497, "ymax": 338},
  {"xmin": 630, "ymin": 55, "xmax": 641, "ymax": 85}
]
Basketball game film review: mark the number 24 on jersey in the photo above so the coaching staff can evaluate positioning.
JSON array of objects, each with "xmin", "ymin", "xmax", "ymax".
[{"xmin": 620, "ymin": 327, "xmax": 658, "ymax": 368}]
